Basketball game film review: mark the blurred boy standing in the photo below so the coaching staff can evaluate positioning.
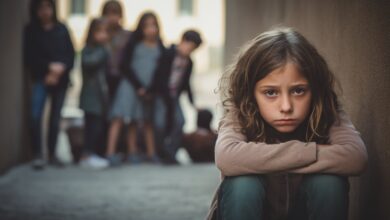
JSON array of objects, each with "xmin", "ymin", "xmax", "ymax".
[{"xmin": 153, "ymin": 30, "xmax": 203, "ymax": 164}]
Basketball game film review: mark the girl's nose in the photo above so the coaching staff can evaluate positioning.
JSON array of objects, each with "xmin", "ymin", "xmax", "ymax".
[{"xmin": 280, "ymin": 95, "xmax": 293, "ymax": 114}]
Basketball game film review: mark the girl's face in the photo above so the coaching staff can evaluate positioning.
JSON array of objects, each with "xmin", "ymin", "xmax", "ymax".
[
  {"xmin": 254, "ymin": 62, "xmax": 312, "ymax": 133},
  {"xmin": 105, "ymin": 11, "xmax": 121, "ymax": 27},
  {"xmin": 37, "ymin": 0, "xmax": 54, "ymax": 24},
  {"xmin": 142, "ymin": 17, "xmax": 158, "ymax": 40},
  {"xmin": 93, "ymin": 24, "xmax": 109, "ymax": 45}
]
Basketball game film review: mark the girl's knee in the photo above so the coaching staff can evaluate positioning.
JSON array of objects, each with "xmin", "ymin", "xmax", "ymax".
[
  {"xmin": 218, "ymin": 175, "xmax": 266, "ymax": 219},
  {"xmin": 303, "ymin": 174, "xmax": 349, "ymax": 199},
  {"xmin": 221, "ymin": 175, "xmax": 266, "ymax": 202},
  {"xmin": 302, "ymin": 175, "xmax": 349, "ymax": 219}
]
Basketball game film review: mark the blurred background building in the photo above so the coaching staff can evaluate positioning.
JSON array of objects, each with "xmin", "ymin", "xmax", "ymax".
[{"xmin": 0, "ymin": 0, "xmax": 389, "ymax": 219}]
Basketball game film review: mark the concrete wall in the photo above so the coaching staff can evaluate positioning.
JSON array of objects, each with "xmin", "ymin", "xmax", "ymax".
[
  {"xmin": 0, "ymin": 0, "xmax": 29, "ymax": 174},
  {"xmin": 225, "ymin": 0, "xmax": 390, "ymax": 219}
]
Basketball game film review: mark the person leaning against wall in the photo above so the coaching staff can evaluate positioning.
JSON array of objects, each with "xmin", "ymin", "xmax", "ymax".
[{"xmin": 23, "ymin": 0, "xmax": 75, "ymax": 170}]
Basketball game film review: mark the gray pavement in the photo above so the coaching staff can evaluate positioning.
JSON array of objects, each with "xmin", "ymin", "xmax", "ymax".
[{"xmin": 0, "ymin": 163, "xmax": 220, "ymax": 220}]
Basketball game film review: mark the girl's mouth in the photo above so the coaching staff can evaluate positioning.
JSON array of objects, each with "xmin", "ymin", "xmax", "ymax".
[{"xmin": 274, "ymin": 119, "xmax": 297, "ymax": 125}]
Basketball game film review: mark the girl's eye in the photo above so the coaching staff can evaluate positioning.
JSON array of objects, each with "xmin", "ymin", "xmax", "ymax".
[
  {"xmin": 292, "ymin": 87, "xmax": 306, "ymax": 95},
  {"xmin": 264, "ymin": 90, "xmax": 278, "ymax": 97}
]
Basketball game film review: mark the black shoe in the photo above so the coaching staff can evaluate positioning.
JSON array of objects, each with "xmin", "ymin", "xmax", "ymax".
[
  {"xmin": 162, "ymin": 156, "xmax": 179, "ymax": 165},
  {"xmin": 49, "ymin": 156, "xmax": 65, "ymax": 168},
  {"xmin": 107, "ymin": 154, "xmax": 123, "ymax": 167},
  {"xmin": 146, "ymin": 155, "xmax": 162, "ymax": 164},
  {"xmin": 31, "ymin": 158, "xmax": 46, "ymax": 170}
]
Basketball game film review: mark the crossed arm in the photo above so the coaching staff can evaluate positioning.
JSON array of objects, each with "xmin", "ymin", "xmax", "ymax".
[{"xmin": 215, "ymin": 109, "xmax": 368, "ymax": 176}]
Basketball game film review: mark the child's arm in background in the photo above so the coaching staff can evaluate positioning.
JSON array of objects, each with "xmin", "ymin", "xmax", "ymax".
[
  {"xmin": 184, "ymin": 61, "xmax": 195, "ymax": 106},
  {"xmin": 62, "ymin": 25, "xmax": 75, "ymax": 72},
  {"xmin": 81, "ymin": 47, "xmax": 107, "ymax": 73},
  {"xmin": 215, "ymin": 109, "xmax": 318, "ymax": 176},
  {"xmin": 290, "ymin": 110, "xmax": 367, "ymax": 176},
  {"xmin": 23, "ymin": 25, "xmax": 50, "ymax": 80},
  {"xmin": 120, "ymin": 42, "xmax": 144, "ymax": 91}
]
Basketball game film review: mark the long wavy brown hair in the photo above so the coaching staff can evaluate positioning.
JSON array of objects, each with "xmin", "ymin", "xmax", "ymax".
[{"xmin": 219, "ymin": 27, "xmax": 340, "ymax": 143}]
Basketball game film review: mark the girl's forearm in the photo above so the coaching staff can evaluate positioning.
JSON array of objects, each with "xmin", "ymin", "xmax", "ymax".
[
  {"xmin": 216, "ymin": 109, "xmax": 367, "ymax": 176},
  {"xmin": 290, "ymin": 111, "xmax": 367, "ymax": 175},
  {"xmin": 215, "ymin": 114, "xmax": 317, "ymax": 176}
]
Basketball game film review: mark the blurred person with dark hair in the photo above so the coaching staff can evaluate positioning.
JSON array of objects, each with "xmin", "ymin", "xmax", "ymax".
[
  {"xmin": 24, "ymin": 0, "xmax": 75, "ymax": 170},
  {"xmin": 101, "ymin": 0, "xmax": 131, "ymax": 101},
  {"xmin": 182, "ymin": 109, "xmax": 216, "ymax": 163},
  {"xmin": 78, "ymin": 18, "xmax": 110, "ymax": 169},
  {"xmin": 94, "ymin": 0, "xmax": 131, "ymax": 159},
  {"xmin": 152, "ymin": 29, "xmax": 203, "ymax": 164},
  {"xmin": 106, "ymin": 12, "xmax": 165, "ymax": 165}
]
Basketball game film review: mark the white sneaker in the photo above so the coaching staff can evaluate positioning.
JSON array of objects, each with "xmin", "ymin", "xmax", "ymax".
[{"xmin": 80, "ymin": 155, "xmax": 109, "ymax": 169}]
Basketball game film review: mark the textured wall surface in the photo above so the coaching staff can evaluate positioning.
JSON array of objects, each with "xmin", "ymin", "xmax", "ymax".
[
  {"xmin": 0, "ymin": 0, "xmax": 29, "ymax": 174},
  {"xmin": 225, "ymin": 0, "xmax": 390, "ymax": 219}
]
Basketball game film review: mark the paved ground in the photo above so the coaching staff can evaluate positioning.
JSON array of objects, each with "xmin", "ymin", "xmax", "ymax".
[{"xmin": 0, "ymin": 163, "xmax": 220, "ymax": 220}]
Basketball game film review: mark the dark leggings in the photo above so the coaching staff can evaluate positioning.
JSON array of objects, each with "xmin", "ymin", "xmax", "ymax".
[
  {"xmin": 31, "ymin": 82, "xmax": 67, "ymax": 158},
  {"xmin": 217, "ymin": 174, "xmax": 349, "ymax": 220},
  {"xmin": 83, "ymin": 113, "xmax": 104, "ymax": 156}
]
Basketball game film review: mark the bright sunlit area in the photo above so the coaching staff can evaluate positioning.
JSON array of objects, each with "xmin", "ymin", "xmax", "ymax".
[
  {"xmin": 51, "ymin": 0, "xmax": 226, "ymax": 164},
  {"xmin": 59, "ymin": 0, "xmax": 225, "ymax": 130}
]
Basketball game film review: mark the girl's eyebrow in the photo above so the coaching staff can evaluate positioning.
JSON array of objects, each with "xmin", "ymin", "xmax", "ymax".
[
  {"xmin": 257, "ymin": 85, "xmax": 279, "ymax": 89},
  {"xmin": 290, "ymin": 83, "xmax": 309, "ymax": 87},
  {"xmin": 258, "ymin": 83, "xmax": 309, "ymax": 89}
]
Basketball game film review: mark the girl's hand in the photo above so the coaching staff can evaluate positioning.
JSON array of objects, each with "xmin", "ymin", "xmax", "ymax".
[
  {"xmin": 44, "ymin": 72, "xmax": 59, "ymax": 86},
  {"xmin": 49, "ymin": 62, "xmax": 66, "ymax": 76},
  {"xmin": 144, "ymin": 93, "xmax": 154, "ymax": 101},
  {"xmin": 137, "ymin": 88, "xmax": 146, "ymax": 97}
]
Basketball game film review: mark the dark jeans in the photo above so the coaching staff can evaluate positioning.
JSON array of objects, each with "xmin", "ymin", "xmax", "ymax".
[
  {"xmin": 166, "ymin": 98, "xmax": 184, "ymax": 157},
  {"xmin": 154, "ymin": 96, "xmax": 184, "ymax": 160},
  {"xmin": 217, "ymin": 174, "xmax": 349, "ymax": 220},
  {"xmin": 83, "ymin": 113, "xmax": 104, "ymax": 156},
  {"xmin": 31, "ymin": 82, "xmax": 67, "ymax": 158}
]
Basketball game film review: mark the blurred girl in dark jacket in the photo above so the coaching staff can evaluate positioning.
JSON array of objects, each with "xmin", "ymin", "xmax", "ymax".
[
  {"xmin": 24, "ymin": 0, "xmax": 75, "ymax": 169},
  {"xmin": 79, "ymin": 18, "xmax": 110, "ymax": 169}
]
